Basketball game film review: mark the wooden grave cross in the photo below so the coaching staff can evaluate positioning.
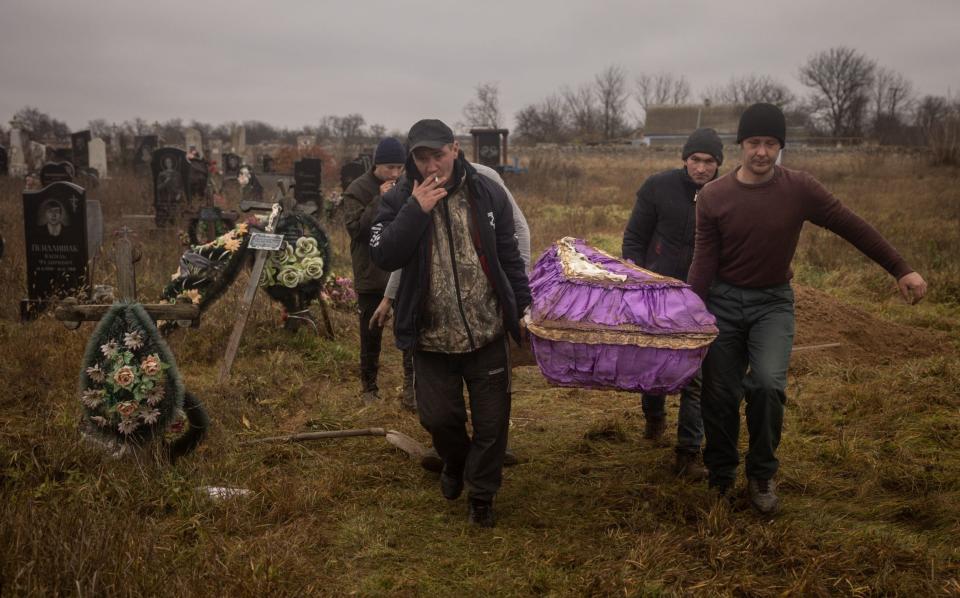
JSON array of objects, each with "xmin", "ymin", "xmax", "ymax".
[
  {"xmin": 55, "ymin": 227, "xmax": 200, "ymax": 329},
  {"xmin": 217, "ymin": 203, "xmax": 286, "ymax": 383}
]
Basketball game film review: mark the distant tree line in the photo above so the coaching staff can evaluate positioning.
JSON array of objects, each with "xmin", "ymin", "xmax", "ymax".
[{"xmin": 499, "ymin": 46, "xmax": 958, "ymax": 158}]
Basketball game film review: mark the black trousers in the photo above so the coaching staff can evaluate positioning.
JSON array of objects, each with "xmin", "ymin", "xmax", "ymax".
[
  {"xmin": 357, "ymin": 292, "xmax": 384, "ymax": 392},
  {"xmin": 414, "ymin": 337, "xmax": 511, "ymax": 502}
]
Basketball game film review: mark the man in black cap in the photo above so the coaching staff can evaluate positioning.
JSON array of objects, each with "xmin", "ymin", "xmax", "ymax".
[
  {"xmin": 369, "ymin": 119, "xmax": 530, "ymax": 527},
  {"xmin": 688, "ymin": 103, "xmax": 928, "ymax": 514},
  {"xmin": 343, "ymin": 137, "xmax": 411, "ymax": 407},
  {"xmin": 622, "ymin": 127, "xmax": 724, "ymax": 480}
]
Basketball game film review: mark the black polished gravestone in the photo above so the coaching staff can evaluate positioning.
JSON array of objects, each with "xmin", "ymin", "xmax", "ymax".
[
  {"xmin": 21, "ymin": 182, "xmax": 89, "ymax": 319},
  {"xmin": 40, "ymin": 161, "xmax": 76, "ymax": 186},
  {"xmin": 294, "ymin": 158, "xmax": 322, "ymax": 204},
  {"xmin": 71, "ymin": 130, "xmax": 92, "ymax": 169},
  {"xmin": 133, "ymin": 135, "xmax": 158, "ymax": 169},
  {"xmin": 0, "ymin": 146, "xmax": 7, "ymax": 176},
  {"xmin": 261, "ymin": 154, "xmax": 274, "ymax": 174},
  {"xmin": 151, "ymin": 147, "xmax": 190, "ymax": 228},
  {"xmin": 223, "ymin": 152, "xmax": 241, "ymax": 176},
  {"xmin": 339, "ymin": 154, "xmax": 372, "ymax": 191}
]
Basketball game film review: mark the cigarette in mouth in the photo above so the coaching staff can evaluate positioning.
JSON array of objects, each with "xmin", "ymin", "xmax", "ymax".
[{"xmin": 434, "ymin": 176, "xmax": 440, "ymax": 184}]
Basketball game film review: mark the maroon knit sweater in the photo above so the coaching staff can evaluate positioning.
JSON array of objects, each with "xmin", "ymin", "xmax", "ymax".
[{"xmin": 687, "ymin": 166, "xmax": 913, "ymax": 299}]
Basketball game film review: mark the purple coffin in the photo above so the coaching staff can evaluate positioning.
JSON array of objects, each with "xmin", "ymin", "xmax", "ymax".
[{"xmin": 527, "ymin": 237, "xmax": 718, "ymax": 394}]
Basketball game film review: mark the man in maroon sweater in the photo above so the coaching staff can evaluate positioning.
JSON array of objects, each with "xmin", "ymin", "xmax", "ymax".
[{"xmin": 687, "ymin": 103, "xmax": 927, "ymax": 514}]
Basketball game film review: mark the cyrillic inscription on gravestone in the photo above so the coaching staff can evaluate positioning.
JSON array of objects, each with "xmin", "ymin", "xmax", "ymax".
[
  {"xmin": 294, "ymin": 158, "xmax": 322, "ymax": 203},
  {"xmin": 22, "ymin": 181, "xmax": 89, "ymax": 309},
  {"xmin": 151, "ymin": 147, "xmax": 190, "ymax": 227},
  {"xmin": 40, "ymin": 161, "xmax": 76, "ymax": 186},
  {"xmin": 72, "ymin": 130, "xmax": 92, "ymax": 168}
]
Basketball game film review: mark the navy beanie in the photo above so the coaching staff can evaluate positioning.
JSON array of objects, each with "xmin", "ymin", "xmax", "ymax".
[
  {"xmin": 737, "ymin": 103, "xmax": 786, "ymax": 147},
  {"xmin": 374, "ymin": 137, "xmax": 406, "ymax": 165},
  {"xmin": 682, "ymin": 127, "xmax": 724, "ymax": 165}
]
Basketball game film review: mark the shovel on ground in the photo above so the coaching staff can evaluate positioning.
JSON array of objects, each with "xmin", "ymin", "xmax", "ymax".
[{"xmin": 241, "ymin": 427, "xmax": 427, "ymax": 461}]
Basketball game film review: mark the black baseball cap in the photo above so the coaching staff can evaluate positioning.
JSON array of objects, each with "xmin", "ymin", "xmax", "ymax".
[{"xmin": 407, "ymin": 119, "xmax": 455, "ymax": 152}]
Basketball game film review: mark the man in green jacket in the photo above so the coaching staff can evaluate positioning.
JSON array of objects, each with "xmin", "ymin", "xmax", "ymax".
[{"xmin": 343, "ymin": 138, "xmax": 413, "ymax": 408}]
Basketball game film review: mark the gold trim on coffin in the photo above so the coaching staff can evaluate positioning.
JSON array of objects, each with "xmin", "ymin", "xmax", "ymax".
[
  {"xmin": 527, "ymin": 319, "xmax": 716, "ymax": 350},
  {"xmin": 555, "ymin": 237, "xmax": 686, "ymax": 286}
]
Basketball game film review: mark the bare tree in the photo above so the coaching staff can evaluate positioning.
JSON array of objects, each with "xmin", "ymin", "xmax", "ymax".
[
  {"xmin": 594, "ymin": 65, "xmax": 631, "ymax": 139},
  {"xmin": 702, "ymin": 75, "xmax": 795, "ymax": 108},
  {"xmin": 13, "ymin": 106, "xmax": 71, "ymax": 141},
  {"xmin": 514, "ymin": 94, "xmax": 569, "ymax": 143},
  {"xmin": 871, "ymin": 67, "xmax": 913, "ymax": 122},
  {"xmin": 915, "ymin": 95, "xmax": 960, "ymax": 164},
  {"xmin": 634, "ymin": 72, "xmax": 691, "ymax": 109},
  {"xmin": 562, "ymin": 84, "xmax": 601, "ymax": 140},
  {"xmin": 462, "ymin": 82, "xmax": 502, "ymax": 128},
  {"xmin": 369, "ymin": 123, "xmax": 387, "ymax": 139},
  {"xmin": 798, "ymin": 46, "xmax": 876, "ymax": 137}
]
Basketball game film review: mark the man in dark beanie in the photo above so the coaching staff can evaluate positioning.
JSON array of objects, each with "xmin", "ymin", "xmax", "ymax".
[
  {"xmin": 622, "ymin": 127, "xmax": 723, "ymax": 480},
  {"xmin": 369, "ymin": 118, "xmax": 530, "ymax": 527},
  {"xmin": 343, "ymin": 137, "xmax": 412, "ymax": 407},
  {"xmin": 688, "ymin": 103, "xmax": 927, "ymax": 514}
]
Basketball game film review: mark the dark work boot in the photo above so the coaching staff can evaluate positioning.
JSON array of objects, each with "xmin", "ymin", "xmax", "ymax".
[
  {"xmin": 748, "ymin": 477, "xmax": 779, "ymax": 515},
  {"xmin": 468, "ymin": 498, "xmax": 496, "ymax": 528},
  {"xmin": 674, "ymin": 451, "xmax": 708, "ymax": 481},
  {"xmin": 644, "ymin": 416, "xmax": 666, "ymax": 441},
  {"xmin": 420, "ymin": 448, "xmax": 443, "ymax": 473},
  {"xmin": 440, "ymin": 467, "xmax": 464, "ymax": 500}
]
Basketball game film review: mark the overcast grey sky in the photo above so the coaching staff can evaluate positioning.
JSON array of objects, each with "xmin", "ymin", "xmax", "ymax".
[{"xmin": 2, "ymin": 0, "xmax": 958, "ymax": 133}]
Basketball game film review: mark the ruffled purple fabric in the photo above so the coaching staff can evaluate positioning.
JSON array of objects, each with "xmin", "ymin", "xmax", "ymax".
[{"xmin": 528, "ymin": 239, "xmax": 717, "ymax": 393}]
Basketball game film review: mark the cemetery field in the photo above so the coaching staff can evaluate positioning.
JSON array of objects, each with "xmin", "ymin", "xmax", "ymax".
[{"xmin": 2, "ymin": 149, "xmax": 960, "ymax": 596}]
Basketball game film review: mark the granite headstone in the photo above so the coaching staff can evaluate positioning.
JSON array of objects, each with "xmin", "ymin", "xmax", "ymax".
[
  {"xmin": 294, "ymin": 158, "xmax": 322, "ymax": 204},
  {"xmin": 40, "ymin": 161, "xmax": 76, "ymax": 186},
  {"xmin": 151, "ymin": 147, "xmax": 190, "ymax": 227},
  {"xmin": 21, "ymin": 181, "xmax": 89, "ymax": 316},
  {"xmin": 71, "ymin": 130, "xmax": 92, "ymax": 168}
]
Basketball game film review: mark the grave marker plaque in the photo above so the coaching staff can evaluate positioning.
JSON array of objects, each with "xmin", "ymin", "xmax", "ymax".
[
  {"xmin": 72, "ymin": 130, "xmax": 92, "ymax": 168},
  {"xmin": 151, "ymin": 147, "xmax": 190, "ymax": 227},
  {"xmin": 40, "ymin": 161, "xmax": 76, "ymax": 186},
  {"xmin": 294, "ymin": 158, "xmax": 322, "ymax": 204},
  {"xmin": 21, "ymin": 182, "xmax": 89, "ymax": 318}
]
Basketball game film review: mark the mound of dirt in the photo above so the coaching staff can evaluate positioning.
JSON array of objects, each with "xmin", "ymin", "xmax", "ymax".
[{"xmin": 793, "ymin": 285, "xmax": 949, "ymax": 365}]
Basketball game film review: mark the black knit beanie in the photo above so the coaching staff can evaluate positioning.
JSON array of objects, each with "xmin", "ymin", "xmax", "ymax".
[
  {"xmin": 736, "ymin": 103, "xmax": 786, "ymax": 147},
  {"xmin": 682, "ymin": 127, "xmax": 723, "ymax": 165},
  {"xmin": 374, "ymin": 137, "xmax": 406, "ymax": 165}
]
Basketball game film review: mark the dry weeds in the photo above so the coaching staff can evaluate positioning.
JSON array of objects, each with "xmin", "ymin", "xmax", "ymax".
[{"xmin": 1, "ymin": 149, "xmax": 959, "ymax": 596}]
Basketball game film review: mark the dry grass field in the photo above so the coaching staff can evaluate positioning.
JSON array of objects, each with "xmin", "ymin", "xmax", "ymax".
[{"xmin": 1, "ymin": 148, "xmax": 959, "ymax": 596}]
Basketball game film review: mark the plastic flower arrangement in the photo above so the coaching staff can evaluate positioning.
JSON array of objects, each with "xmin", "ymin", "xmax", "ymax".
[
  {"xmin": 321, "ymin": 275, "xmax": 358, "ymax": 310},
  {"xmin": 261, "ymin": 236, "xmax": 326, "ymax": 289},
  {"xmin": 79, "ymin": 304, "xmax": 186, "ymax": 444}
]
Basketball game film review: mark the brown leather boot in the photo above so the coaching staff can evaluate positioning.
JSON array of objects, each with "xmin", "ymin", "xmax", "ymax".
[{"xmin": 674, "ymin": 451, "xmax": 708, "ymax": 481}]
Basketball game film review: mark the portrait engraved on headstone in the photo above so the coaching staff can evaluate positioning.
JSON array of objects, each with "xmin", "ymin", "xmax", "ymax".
[
  {"xmin": 223, "ymin": 153, "xmax": 241, "ymax": 175},
  {"xmin": 151, "ymin": 147, "xmax": 190, "ymax": 228},
  {"xmin": 21, "ymin": 181, "xmax": 90, "ymax": 317}
]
